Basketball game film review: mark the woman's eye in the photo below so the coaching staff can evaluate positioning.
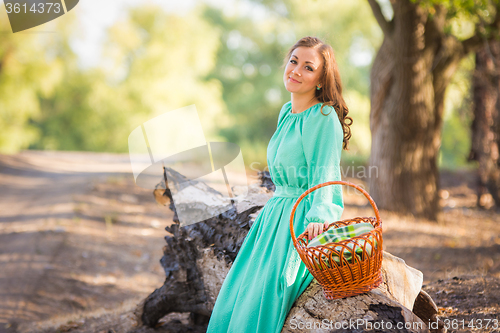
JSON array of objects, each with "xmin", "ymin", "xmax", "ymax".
[
  {"xmin": 290, "ymin": 59, "xmax": 297, "ymax": 64},
  {"xmin": 306, "ymin": 66, "xmax": 313, "ymax": 71}
]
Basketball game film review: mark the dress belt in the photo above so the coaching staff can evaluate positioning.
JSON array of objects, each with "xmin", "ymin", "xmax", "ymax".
[{"xmin": 273, "ymin": 185, "xmax": 307, "ymax": 198}]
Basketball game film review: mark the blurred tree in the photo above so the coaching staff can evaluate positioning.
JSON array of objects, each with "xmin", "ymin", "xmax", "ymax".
[
  {"xmin": 202, "ymin": 4, "xmax": 289, "ymax": 168},
  {"xmin": 203, "ymin": 0, "xmax": 380, "ymax": 167},
  {"xmin": 0, "ymin": 11, "xmax": 64, "ymax": 153},
  {"xmin": 367, "ymin": 0, "xmax": 500, "ymax": 220},
  {"xmin": 29, "ymin": 15, "xmax": 105, "ymax": 151},
  {"xmin": 101, "ymin": 4, "xmax": 227, "ymax": 142},
  {"xmin": 469, "ymin": 40, "xmax": 500, "ymax": 208},
  {"xmin": 31, "ymin": 4, "xmax": 226, "ymax": 152}
]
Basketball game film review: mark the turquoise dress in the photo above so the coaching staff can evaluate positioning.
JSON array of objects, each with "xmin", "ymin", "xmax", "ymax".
[{"xmin": 206, "ymin": 101, "xmax": 345, "ymax": 333}]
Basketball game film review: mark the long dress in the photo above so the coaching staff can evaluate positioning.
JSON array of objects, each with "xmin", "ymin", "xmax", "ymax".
[{"xmin": 206, "ymin": 101, "xmax": 345, "ymax": 333}]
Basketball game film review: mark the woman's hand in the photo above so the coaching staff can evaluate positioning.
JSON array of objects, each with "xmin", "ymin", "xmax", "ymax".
[{"xmin": 307, "ymin": 221, "xmax": 329, "ymax": 240}]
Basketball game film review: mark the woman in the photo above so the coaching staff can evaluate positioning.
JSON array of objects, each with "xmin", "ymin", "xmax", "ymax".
[{"xmin": 206, "ymin": 36, "xmax": 352, "ymax": 333}]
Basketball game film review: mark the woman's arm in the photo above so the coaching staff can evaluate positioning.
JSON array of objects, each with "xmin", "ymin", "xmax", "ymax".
[{"xmin": 302, "ymin": 105, "xmax": 345, "ymax": 239}]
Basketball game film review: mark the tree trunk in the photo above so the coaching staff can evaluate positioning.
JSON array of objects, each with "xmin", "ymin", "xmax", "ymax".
[
  {"xmin": 368, "ymin": 0, "xmax": 468, "ymax": 220},
  {"xmin": 135, "ymin": 169, "xmax": 444, "ymax": 332},
  {"xmin": 469, "ymin": 41, "xmax": 500, "ymax": 207}
]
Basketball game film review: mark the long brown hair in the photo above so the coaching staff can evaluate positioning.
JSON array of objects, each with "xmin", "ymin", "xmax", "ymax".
[{"xmin": 283, "ymin": 36, "xmax": 353, "ymax": 150}]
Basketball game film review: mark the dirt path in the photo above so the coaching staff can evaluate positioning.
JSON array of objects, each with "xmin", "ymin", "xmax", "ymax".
[
  {"xmin": 0, "ymin": 151, "xmax": 171, "ymax": 333},
  {"xmin": 1, "ymin": 151, "xmax": 499, "ymax": 333}
]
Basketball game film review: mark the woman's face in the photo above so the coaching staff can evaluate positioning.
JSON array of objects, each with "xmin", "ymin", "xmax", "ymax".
[{"xmin": 283, "ymin": 46, "xmax": 323, "ymax": 95}]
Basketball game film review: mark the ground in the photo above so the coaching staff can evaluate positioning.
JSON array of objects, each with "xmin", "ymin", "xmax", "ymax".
[
  {"xmin": 0, "ymin": 151, "xmax": 170, "ymax": 333},
  {"xmin": 0, "ymin": 150, "xmax": 498, "ymax": 333},
  {"xmin": 424, "ymin": 275, "xmax": 500, "ymax": 333}
]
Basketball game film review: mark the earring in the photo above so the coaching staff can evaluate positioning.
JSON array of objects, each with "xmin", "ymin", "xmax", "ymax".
[{"xmin": 316, "ymin": 84, "xmax": 321, "ymax": 90}]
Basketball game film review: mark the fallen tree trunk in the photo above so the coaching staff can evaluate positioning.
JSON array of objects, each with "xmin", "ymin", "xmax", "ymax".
[{"xmin": 137, "ymin": 169, "xmax": 444, "ymax": 332}]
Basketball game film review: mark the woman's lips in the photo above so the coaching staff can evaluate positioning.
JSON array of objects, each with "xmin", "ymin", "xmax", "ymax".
[{"xmin": 288, "ymin": 77, "xmax": 301, "ymax": 83}]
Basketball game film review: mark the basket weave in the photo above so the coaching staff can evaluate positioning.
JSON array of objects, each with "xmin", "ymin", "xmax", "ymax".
[{"xmin": 289, "ymin": 180, "xmax": 383, "ymax": 300}]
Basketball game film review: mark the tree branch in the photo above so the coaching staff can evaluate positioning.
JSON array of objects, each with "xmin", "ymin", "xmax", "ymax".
[
  {"xmin": 425, "ymin": 4, "xmax": 447, "ymax": 52},
  {"xmin": 462, "ymin": 2, "xmax": 500, "ymax": 54},
  {"xmin": 367, "ymin": 0, "xmax": 393, "ymax": 35}
]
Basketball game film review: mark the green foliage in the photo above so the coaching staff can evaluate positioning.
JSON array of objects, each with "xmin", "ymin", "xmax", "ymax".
[
  {"xmin": 410, "ymin": 0, "xmax": 493, "ymax": 16},
  {"xmin": 1, "ymin": 3, "xmax": 227, "ymax": 153},
  {"xmin": 0, "ymin": 12, "xmax": 64, "ymax": 153},
  {"xmin": 284, "ymin": 0, "xmax": 382, "ymax": 95},
  {"xmin": 202, "ymin": 4, "xmax": 292, "ymax": 166},
  {"xmin": 409, "ymin": 0, "xmax": 499, "ymax": 39},
  {"xmin": 439, "ymin": 54, "xmax": 475, "ymax": 170},
  {"xmin": 439, "ymin": 108, "xmax": 473, "ymax": 169},
  {"xmin": 0, "ymin": 0, "xmax": 481, "ymax": 176},
  {"xmin": 0, "ymin": 0, "xmax": 384, "ymax": 168},
  {"xmin": 89, "ymin": 4, "xmax": 227, "ymax": 150},
  {"xmin": 343, "ymin": 90, "xmax": 372, "ymax": 158},
  {"xmin": 203, "ymin": 0, "xmax": 381, "ymax": 167}
]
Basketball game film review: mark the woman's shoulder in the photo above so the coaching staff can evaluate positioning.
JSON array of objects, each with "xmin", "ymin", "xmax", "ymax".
[
  {"xmin": 306, "ymin": 103, "xmax": 343, "ymax": 133},
  {"xmin": 316, "ymin": 102, "xmax": 335, "ymax": 114},
  {"xmin": 308, "ymin": 103, "xmax": 337, "ymax": 120}
]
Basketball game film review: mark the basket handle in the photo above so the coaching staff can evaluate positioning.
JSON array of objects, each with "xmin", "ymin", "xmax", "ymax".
[{"xmin": 289, "ymin": 180, "xmax": 381, "ymax": 247}]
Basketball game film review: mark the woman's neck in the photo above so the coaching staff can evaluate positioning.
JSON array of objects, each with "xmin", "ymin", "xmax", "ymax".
[{"xmin": 290, "ymin": 93, "xmax": 320, "ymax": 114}]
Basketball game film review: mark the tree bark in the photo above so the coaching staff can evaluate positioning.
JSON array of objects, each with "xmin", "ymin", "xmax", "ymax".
[
  {"xmin": 367, "ymin": 0, "xmax": 499, "ymax": 220},
  {"xmin": 469, "ymin": 41, "xmax": 500, "ymax": 208},
  {"xmin": 135, "ymin": 170, "xmax": 443, "ymax": 332},
  {"xmin": 139, "ymin": 169, "xmax": 273, "ymax": 328}
]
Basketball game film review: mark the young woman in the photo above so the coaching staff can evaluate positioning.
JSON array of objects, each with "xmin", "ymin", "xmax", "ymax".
[{"xmin": 206, "ymin": 36, "xmax": 352, "ymax": 333}]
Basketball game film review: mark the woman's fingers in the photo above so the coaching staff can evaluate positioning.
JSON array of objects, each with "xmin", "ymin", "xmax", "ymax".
[
  {"xmin": 307, "ymin": 222, "xmax": 328, "ymax": 240},
  {"xmin": 308, "ymin": 224, "xmax": 314, "ymax": 240},
  {"xmin": 313, "ymin": 223, "xmax": 320, "ymax": 238},
  {"xmin": 308, "ymin": 224, "xmax": 316, "ymax": 240}
]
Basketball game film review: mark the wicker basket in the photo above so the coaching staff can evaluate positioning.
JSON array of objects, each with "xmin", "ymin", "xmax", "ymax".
[{"xmin": 289, "ymin": 180, "xmax": 383, "ymax": 300}]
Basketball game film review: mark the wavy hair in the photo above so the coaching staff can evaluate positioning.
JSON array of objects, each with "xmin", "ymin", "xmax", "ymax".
[{"xmin": 283, "ymin": 36, "xmax": 353, "ymax": 150}]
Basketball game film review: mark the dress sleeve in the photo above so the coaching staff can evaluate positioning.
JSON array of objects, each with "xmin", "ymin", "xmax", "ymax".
[{"xmin": 302, "ymin": 105, "xmax": 344, "ymax": 225}]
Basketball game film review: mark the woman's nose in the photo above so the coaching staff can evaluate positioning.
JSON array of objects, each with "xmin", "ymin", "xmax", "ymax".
[{"xmin": 292, "ymin": 69, "xmax": 301, "ymax": 76}]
